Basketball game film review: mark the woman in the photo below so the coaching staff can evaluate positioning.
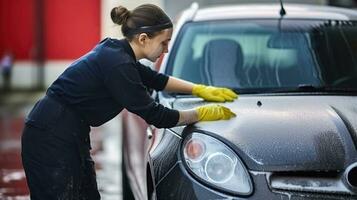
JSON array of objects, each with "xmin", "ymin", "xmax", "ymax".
[{"xmin": 21, "ymin": 4, "xmax": 237, "ymax": 199}]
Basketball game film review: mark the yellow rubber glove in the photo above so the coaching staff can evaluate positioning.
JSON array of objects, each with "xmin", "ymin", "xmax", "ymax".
[
  {"xmin": 195, "ymin": 104, "xmax": 236, "ymax": 121},
  {"xmin": 192, "ymin": 84, "xmax": 238, "ymax": 102}
]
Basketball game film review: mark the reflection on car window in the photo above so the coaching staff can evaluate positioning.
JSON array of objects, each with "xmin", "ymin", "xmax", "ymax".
[{"xmin": 168, "ymin": 20, "xmax": 357, "ymax": 92}]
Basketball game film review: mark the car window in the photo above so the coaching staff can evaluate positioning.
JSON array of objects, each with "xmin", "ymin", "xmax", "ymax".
[{"xmin": 167, "ymin": 20, "xmax": 357, "ymax": 92}]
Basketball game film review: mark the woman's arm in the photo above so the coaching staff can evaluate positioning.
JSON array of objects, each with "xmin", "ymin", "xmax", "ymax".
[
  {"xmin": 164, "ymin": 76, "xmax": 238, "ymax": 102},
  {"xmin": 163, "ymin": 76, "xmax": 238, "ymax": 126},
  {"xmin": 163, "ymin": 76, "xmax": 198, "ymax": 125},
  {"xmin": 164, "ymin": 76, "xmax": 194, "ymax": 94},
  {"xmin": 176, "ymin": 104, "xmax": 236, "ymax": 126},
  {"xmin": 177, "ymin": 109, "xmax": 198, "ymax": 126}
]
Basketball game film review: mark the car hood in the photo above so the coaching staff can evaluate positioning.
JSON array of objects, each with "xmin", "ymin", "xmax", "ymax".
[{"xmin": 172, "ymin": 95, "xmax": 357, "ymax": 171}]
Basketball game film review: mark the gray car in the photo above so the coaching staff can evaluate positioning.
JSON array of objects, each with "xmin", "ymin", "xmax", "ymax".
[{"xmin": 121, "ymin": 3, "xmax": 357, "ymax": 200}]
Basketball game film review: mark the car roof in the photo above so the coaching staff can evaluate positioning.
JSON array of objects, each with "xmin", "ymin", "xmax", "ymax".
[{"xmin": 188, "ymin": 4, "xmax": 357, "ymax": 21}]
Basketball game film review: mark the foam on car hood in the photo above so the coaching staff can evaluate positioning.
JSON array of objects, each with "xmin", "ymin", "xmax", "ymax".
[{"xmin": 172, "ymin": 95, "xmax": 357, "ymax": 171}]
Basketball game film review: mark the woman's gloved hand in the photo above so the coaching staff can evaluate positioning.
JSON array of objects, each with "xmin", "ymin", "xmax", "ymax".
[
  {"xmin": 195, "ymin": 104, "xmax": 236, "ymax": 121},
  {"xmin": 192, "ymin": 84, "xmax": 238, "ymax": 102}
]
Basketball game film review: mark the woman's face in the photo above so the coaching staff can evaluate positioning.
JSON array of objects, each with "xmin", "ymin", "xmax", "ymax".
[{"xmin": 143, "ymin": 28, "xmax": 173, "ymax": 62}]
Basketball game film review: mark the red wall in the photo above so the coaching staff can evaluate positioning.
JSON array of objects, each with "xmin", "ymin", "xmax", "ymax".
[
  {"xmin": 44, "ymin": 0, "xmax": 101, "ymax": 59},
  {"xmin": 0, "ymin": 0, "xmax": 100, "ymax": 61},
  {"xmin": 0, "ymin": 0, "xmax": 35, "ymax": 60}
]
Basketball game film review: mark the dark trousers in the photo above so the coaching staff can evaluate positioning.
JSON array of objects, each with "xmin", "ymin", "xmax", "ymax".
[{"xmin": 21, "ymin": 95, "xmax": 101, "ymax": 200}]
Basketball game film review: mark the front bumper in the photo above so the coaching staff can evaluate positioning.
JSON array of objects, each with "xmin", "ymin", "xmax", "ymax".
[
  {"xmin": 152, "ymin": 129, "xmax": 356, "ymax": 200},
  {"xmin": 156, "ymin": 162, "xmax": 356, "ymax": 200}
]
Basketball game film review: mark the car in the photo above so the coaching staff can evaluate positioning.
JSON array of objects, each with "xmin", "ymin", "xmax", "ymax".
[{"xmin": 121, "ymin": 3, "xmax": 357, "ymax": 200}]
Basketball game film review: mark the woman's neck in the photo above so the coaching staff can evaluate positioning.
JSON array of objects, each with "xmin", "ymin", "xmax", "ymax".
[{"xmin": 128, "ymin": 41, "xmax": 144, "ymax": 61}]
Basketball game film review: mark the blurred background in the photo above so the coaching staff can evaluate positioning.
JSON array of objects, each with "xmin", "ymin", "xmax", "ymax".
[
  {"xmin": 0, "ymin": 0, "xmax": 356, "ymax": 199},
  {"xmin": 0, "ymin": 0, "xmax": 356, "ymax": 91}
]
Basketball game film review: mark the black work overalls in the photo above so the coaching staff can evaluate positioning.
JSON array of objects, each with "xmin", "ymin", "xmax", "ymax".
[{"xmin": 21, "ymin": 94, "xmax": 101, "ymax": 200}]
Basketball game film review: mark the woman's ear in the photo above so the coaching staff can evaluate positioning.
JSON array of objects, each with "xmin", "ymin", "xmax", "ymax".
[{"xmin": 138, "ymin": 33, "xmax": 149, "ymax": 45}]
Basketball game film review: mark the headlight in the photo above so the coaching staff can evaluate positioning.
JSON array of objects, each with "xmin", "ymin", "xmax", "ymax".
[{"xmin": 182, "ymin": 132, "xmax": 253, "ymax": 195}]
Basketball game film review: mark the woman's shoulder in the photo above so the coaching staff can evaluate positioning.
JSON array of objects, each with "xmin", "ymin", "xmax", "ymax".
[{"xmin": 94, "ymin": 38, "xmax": 135, "ymax": 65}]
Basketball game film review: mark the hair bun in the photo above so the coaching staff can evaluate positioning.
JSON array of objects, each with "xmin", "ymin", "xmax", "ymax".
[{"xmin": 111, "ymin": 6, "xmax": 130, "ymax": 25}]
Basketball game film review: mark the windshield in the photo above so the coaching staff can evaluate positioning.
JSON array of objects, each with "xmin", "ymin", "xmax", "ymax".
[{"xmin": 167, "ymin": 20, "xmax": 357, "ymax": 92}]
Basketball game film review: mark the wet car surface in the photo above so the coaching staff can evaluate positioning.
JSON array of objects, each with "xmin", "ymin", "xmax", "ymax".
[{"xmin": 122, "ymin": 3, "xmax": 357, "ymax": 200}]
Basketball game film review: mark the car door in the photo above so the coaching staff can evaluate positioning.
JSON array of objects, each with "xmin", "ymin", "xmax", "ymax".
[{"xmin": 122, "ymin": 109, "xmax": 152, "ymax": 200}]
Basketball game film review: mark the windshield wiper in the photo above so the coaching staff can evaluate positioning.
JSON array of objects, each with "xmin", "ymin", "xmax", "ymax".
[
  {"xmin": 167, "ymin": 85, "xmax": 357, "ymax": 97},
  {"xmin": 297, "ymin": 84, "xmax": 325, "ymax": 91},
  {"xmin": 231, "ymin": 84, "xmax": 357, "ymax": 94},
  {"xmin": 297, "ymin": 84, "xmax": 357, "ymax": 93}
]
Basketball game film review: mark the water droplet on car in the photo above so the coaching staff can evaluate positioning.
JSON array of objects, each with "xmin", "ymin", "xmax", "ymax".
[{"xmin": 257, "ymin": 101, "xmax": 262, "ymax": 107}]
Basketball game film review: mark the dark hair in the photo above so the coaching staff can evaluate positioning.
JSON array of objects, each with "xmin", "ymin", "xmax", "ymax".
[{"xmin": 111, "ymin": 4, "xmax": 172, "ymax": 40}]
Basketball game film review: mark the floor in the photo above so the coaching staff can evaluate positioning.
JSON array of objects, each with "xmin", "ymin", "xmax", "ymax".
[{"xmin": 0, "ymin": 90, "xmax": 123, "ymax": 200}]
